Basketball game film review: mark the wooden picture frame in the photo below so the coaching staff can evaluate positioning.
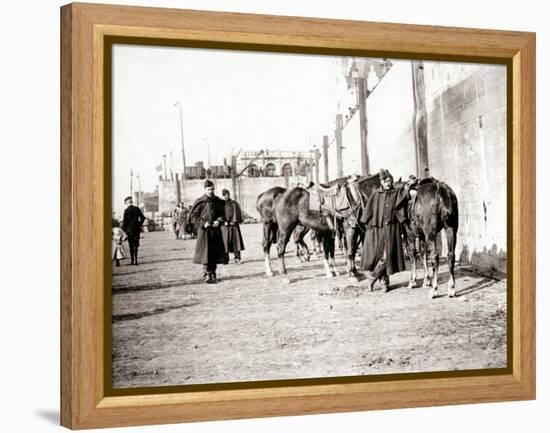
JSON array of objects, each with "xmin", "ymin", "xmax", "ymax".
[{"xmin": 61, "ymin": 2, "xmax": 535, "ymax": 429}]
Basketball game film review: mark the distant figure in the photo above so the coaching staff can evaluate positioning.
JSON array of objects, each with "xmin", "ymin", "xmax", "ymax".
[
  {"xmin": 189, "ymin": 180, "xmax": 228, "ymax": 283},
  {"xmin": 360, "ymin": 169, "xmax": 408, "ymax": 292},
  {"xmin": 171, "ymin": 205, "xmax": 181, "ymax": 239},
  {"xmin": 221, "ymin": 189, "xmax": 245, "ymax": 263},
  {"xmin": 111, "ymin": 226, "xmax": 126, "ymax": 267},
  {"xmin": 111, "ymin": 212, "xmax": 119, "ymax": 228},
  {"xmin": 185, "ymin": 204, "xmax": 195, "ymax": 238},
  {"xmin": 177, "ymin": 203, "xmax": 189, "ymax": 239},
  {"xmin": 122, "ymin": 196, "xmax": 146, "ymax": 265}
]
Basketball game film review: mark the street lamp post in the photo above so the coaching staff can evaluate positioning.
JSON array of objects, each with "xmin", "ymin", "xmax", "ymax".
[{"xmin": 174, "ymin": 101, "xmax": 187, "ymax": 200}]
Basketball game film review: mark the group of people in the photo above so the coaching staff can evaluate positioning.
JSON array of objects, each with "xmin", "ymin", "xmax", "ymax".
[
  {"xmin": 112, "ymin": 181, "xmax": 246, "ymax": 285},
  {"xmin": 189, "ymin": 181, "xmax": 245, "ymax": 284},
  {"xmin": 112, "ymin": 169, "xmax": 408, "ymax": 292},
  {"xmin": 112, "ymin": 196, "xmax": 146, "ymax": 266},
  {"xmin": 171, "ymin": 203, "xmax": 194, "ymax": 240}
]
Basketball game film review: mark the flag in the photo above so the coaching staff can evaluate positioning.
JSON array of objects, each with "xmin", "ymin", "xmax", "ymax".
[{"xmin": 155, "ymin": 164, "xmax": 163, "ymax": 172}]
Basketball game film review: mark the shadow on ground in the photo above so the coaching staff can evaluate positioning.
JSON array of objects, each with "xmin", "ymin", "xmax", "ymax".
[{"xmin": 34, "ymin": 410, "xmax": 58, "ymax": 425}]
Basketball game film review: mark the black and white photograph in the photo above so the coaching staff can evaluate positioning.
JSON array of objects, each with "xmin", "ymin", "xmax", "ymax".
[{"xmin": 110, "ymin": 44, "xmax": 508, "ymax": 389}]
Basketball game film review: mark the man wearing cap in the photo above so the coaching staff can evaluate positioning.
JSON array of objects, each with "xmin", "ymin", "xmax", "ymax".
[
  {"xmin": 360, "ymin": 169, "xmax": 409, "ymax": 292},
  {"xmin": 221, "ymin": 189, "xmax": 245, "ymax": 263},
  {"xmin": 189, "ymin": 180, "xmax": 228, "ymax": 283},
  {"xmin": 122, "ymin": 196, "xmax": 146, "ymax": 265}
]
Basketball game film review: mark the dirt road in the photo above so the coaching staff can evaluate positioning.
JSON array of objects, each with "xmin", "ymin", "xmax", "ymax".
[{"xmin": 112, "ymin": 223, "xmax": 507, "ymax": 388}]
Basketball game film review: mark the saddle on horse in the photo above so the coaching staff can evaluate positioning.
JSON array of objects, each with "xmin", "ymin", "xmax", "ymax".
[{"xmin": 308, "ymin": 184, "xmax": 351, "ymax": 229}]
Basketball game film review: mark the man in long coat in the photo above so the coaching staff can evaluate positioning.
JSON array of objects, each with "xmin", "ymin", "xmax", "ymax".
[
  {"xmin": 122, "ymin": 196, "xmax": 146, "ymax": 265},
  {"xmin": 189, "ymin": 180, "xmax": 228, "ymax": 283},
  {"xmin": 360, "ymin": 169, "xmax": 409, "ymax": 291},
  {"xmin": 221, "ymin": 189, "xmax": 245, "ymax": 263}
]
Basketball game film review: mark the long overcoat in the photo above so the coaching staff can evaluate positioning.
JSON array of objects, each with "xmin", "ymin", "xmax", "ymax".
[
  {"xmin": 360, "ymin": 186, "xmax": 408, "ymax": 275},
  {"xmin": 221, "ymin": 199, "xmax": 245, "ymax": 253},
  {"xmin": 189, "ymin": 194, "xmax": 228, "ymax": 265},
  {"xmin": 122, "ymin": 205, "xmax": 146, "ymax": 245}
]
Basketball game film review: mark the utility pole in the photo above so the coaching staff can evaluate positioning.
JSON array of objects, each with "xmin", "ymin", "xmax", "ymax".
[
  {"xmin": 357, "ymin": 76, "xmax": 370, "ymax": 176},
  {"xmin": 312, "ymin": 147, "xmax": 321, "ymax": 184},
  {"xmin": 411, "ymin": 60, "xmax": 429, "ymax": 178},
  {"xmin": 174, "ymin": 101, "xmax": 187, "ymax": 201},
  {"xmin": 136, "ymin": 174, "xmax": 141, "ymax": 207},
  {"xmin": 174, "ymin": 102, "xmax": 187, "ymax": 177},
  {"xmin": 175, "ymin": 173, "xmax": 181, "ymax": 204},
  {"xmin": 322, "ymin": 135, "xmax": 329, "ymax": 184},
  {"xmin": 231, "ymin": 155, "xmax": 238, "ymax": 200},
  {"xmin": 169, "ymin": 150, "xmax": 174, "ymax": 181},
  {"xmin": 206, "ymin": 139, "xmax": 211, "ymax": 171},
  {"xmin": 335, "ymin": 114, "xmax": 344, "ymax": 178},
  {"xmin": 130, "ymin": 168, "xmax": 134, "ymax": 201}
]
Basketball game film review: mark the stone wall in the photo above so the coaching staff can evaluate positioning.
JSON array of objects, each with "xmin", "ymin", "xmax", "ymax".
[
  {"xmin": 365, "ymin": 60, "xmax": 417, "ymax": 180},
  {"xmin": 158, "ymin": 175, "xmax": 308, "ymax": 218},
  {"xmin": 334, "ymin": 60, "xmax": 507, "ymax": 272},
  {"xmin": 423, "ymin": 62, "xmax": 507, "ymax": 272}
]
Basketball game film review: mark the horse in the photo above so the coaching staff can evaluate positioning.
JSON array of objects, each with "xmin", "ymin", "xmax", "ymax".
[
  {"xmin": 290, "ymin": 174, "xmax": 380, "ymax": 280},
  {"xmin": 256, "ymin": 175, "xmax": 376, "ymax": 282},
  {"xmin": 293, "ymin": 179, "xmax": 350, "ymax": 264},
  {"xmin": 402, "ymin": 177, "xmax": 459, "ymax": 298},
  {"xmin": 257, "ymin": 186, "xmax": 342, "ymax": 282}
]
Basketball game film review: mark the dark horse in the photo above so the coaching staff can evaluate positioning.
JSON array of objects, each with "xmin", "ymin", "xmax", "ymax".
[
  {"xmin": 256, "ymin": 186, "xmax": 339, "ymax": 282},
  {"xmin": 256, "ymin": 175, "xmax": 378, "ymax": 282},
  {"xmin": 402, "ymin": 177, "xmax": 459, "ymax": 298}
]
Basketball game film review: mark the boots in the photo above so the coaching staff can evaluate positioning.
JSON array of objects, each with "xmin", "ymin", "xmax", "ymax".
[
  {"xmin": 363, "ymin": 271, "xmax": 376, "ymax": 292},
  {"xmin": 375, "ymin": 274, "xmax": 390, "ymax": 292}
]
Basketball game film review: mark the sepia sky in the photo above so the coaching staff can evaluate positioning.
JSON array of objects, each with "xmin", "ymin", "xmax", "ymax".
[{"xmin": 112, "ymin": 44, "xmax": 348, "ymax": 214}]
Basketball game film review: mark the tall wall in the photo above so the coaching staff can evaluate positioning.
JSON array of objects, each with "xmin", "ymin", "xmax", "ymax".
[
  {"xmin": 159, "ymin": 176, "xmax": 308, "ymax": 218},
  {"xmin": 340, "ymin": 114, "xmax": 362, "ymax": 176},
  {"xmin": 328, "ymin": 60, "xmax": 507, "ymax": 272},
  {"xmin": 423, "ymin": 62, "xmax": 507, "ymax": 271},
  {"xmin": 365, "ymin": 60, "xmax": 417, "ymax": 180}
]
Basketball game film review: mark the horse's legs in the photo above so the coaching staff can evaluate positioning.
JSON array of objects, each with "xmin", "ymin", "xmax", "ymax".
[
  {"xmin": 425, "ymin": 234, "xmax": 440, "ymax": 299},
  {"xmin": 294, "ymin": 226, "xmax": 310, "ymax": 263},
  {"xmin": 312, "ymin": 232, "xmax": 322, "ymax": 257},
  {"xmin": 421, "ymin": 240, "xmax": 429, "ymax": 288},
  {"xmin": 321, "ymin": 233, "xmax": 336, "ymax": 278},
  {"xmin": 446, "ymin": 226, "xmax": 457, "ymax": 297},
  {"xmin": 277, "ymin": 224, "xmax": 295, "ymax": 283},
  {"xmin": 340, "ymin": 219, "xmax": 349, "ymax": 258},
  {"xmin": 403, "ymin": 224, "xmax": 418, "ymax": 289},
  {"xmin": 262, "ymin": 222, "xmax": 275, "ymax": 277},
  {"xmin": 328, "ymin": 233, "xmax": 340, "ymax": 276},
  {"xmin": 346, "ymin": 227, "xmax": 359, "ymax": 279},
  {"xmin": 408, "ymin": 251, "xmax": 418, "ymax": 289}
]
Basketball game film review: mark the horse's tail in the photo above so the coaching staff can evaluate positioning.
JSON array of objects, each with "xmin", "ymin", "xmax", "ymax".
[{"xmin": 437, "ymin": 181, "xmax": 459, "ymax": 231}]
